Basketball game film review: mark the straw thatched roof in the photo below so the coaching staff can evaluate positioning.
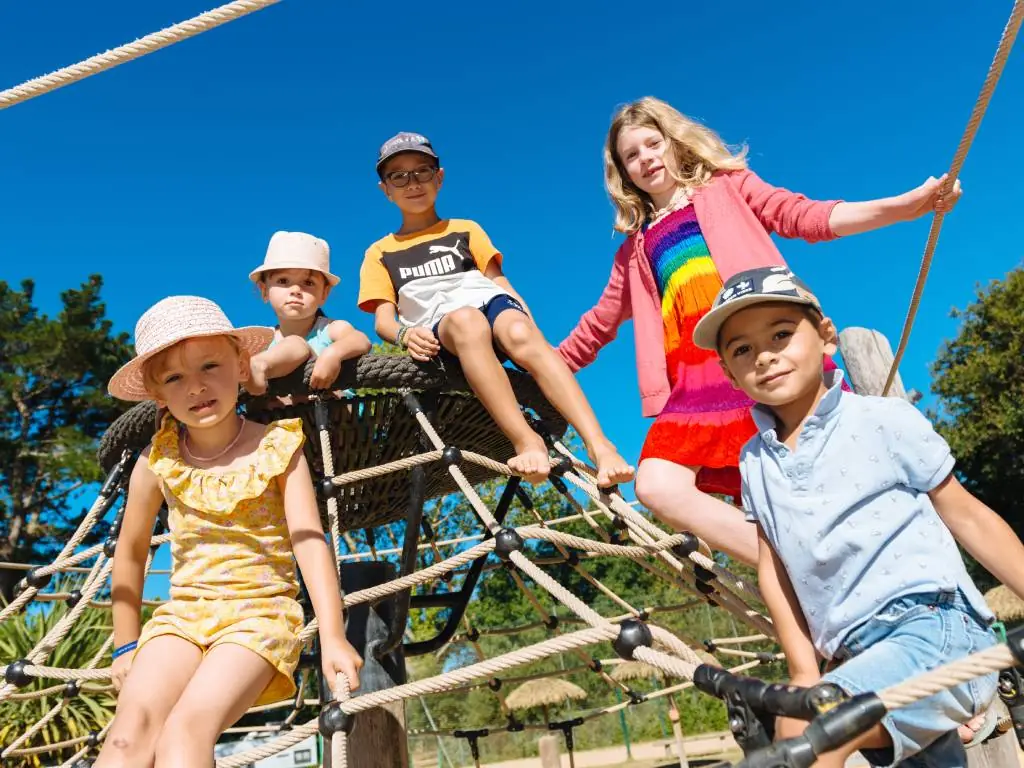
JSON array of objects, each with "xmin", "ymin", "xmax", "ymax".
[
  {"xmin": 504, "ymin": 679, "xmax": 587, "ymax": 711},
  {"xmin": 610, "ymin": 651, "xmax": 719, "ymax": 684},
  {"xmin": 985, "ymin": 585, "xmax": 1024, "ymax": 623}
]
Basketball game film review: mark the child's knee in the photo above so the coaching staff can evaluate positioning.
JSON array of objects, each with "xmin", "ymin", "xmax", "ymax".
[
  {"xmin": 96, "ymin": 709, "xmax": 159, "ymax": 765},
  {"xmin": 635, "ymin": 462, "xmax": 698, "ymax": 510},
  {"xmin": 442, "ymin": 307, "xmax": 490, "ymax": 343},
  {"xmin": 500, "ymin": 315, "xmax": 541, "ymax": 356}
]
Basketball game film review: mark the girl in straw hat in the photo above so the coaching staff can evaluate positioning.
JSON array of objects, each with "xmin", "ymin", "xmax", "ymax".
[
  {"xmin": 246, "ymin": 230, "xmax": 371, "ymax": 394},
  {"xmin": 100, "ymin": 296, "xmax": 363, "ymax": 767}
]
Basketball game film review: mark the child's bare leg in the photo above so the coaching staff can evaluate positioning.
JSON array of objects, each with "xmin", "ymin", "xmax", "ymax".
[
  {"xmin": 437, "ymin": 308, "xmax": 550, "ymax": 483},
  {"xmin": 154, "ymin": 643, "xmax": 276, "ymax": 768},
  {"xmin": 94, "ymin": 636, "xmax": 202, "ymax": 768},
  {"xmin": 246, "ymin": 336, "xmax": 311, "ymax": 395},
  {"xmin": 492, "ymin": 311, "xmax": 634, "ymax": 487},
  {"xmin": 636, "ymin": 458, "xmax": 758, "ymax": 564}
]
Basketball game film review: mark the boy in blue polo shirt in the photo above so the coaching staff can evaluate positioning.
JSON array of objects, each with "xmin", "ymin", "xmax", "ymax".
[{"xmin": 692, "ymin": 265, "xmax": 1024, "ymax": 768}]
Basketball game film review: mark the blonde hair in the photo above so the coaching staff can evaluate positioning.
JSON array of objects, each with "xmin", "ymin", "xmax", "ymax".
[
  {"xmin": 141, "ymin": 335, "xmax": 243, "ymax": 396},
  {"xmin": 605, "ymin": 97, "xmax": 748, "ymax": 233}
]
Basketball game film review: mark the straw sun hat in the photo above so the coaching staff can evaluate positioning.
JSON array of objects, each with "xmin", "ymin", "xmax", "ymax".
[{"xmin": 107, "ymin": 296, "xmax": 274, "ymax": 402}]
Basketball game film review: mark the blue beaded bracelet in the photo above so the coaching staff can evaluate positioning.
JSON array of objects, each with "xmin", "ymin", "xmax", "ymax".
[{"xmin": 112, "ymin": 641, "xmax": 137, "ymax": 660}]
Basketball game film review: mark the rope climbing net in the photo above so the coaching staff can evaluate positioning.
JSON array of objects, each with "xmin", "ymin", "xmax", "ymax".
[
  {"xmin": 1, "ymin": 369, "xmax": 1022, "ymax": 768},
  {"xmin": 0, "ymin": 367, "xmax": 781, "ymax": 767}
]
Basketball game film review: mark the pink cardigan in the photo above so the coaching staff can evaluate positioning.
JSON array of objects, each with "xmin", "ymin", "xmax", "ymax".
[{"xmin": 557, "ymin": 169, "xmax": 841, "ymax": 418}]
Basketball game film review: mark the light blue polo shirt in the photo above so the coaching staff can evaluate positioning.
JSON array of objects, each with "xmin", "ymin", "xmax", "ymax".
[{"xmin": 740, "ymin": 370, "xmax": 992, "ymax": 659}]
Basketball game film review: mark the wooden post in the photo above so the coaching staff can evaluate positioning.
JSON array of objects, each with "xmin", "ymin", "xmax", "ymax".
[
  {"xmin": 323, "ymin": 562, "xmax": 409, "ymax": 768},
  {"xmin": 538, "ymin": 733, "xmax": 561, "ymax": 768},
  {"xmin": 839, "ymin": 327, "xmax": 1019, "ymax": 768},
  {"xmin": 836, "ymin": 327, "xmax": 914, "ymax": 399}
]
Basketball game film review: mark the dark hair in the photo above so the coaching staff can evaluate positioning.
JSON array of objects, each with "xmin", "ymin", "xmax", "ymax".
[{"xmin": 715, "ymin": 302, "xmax": 824, "ymax": 352}]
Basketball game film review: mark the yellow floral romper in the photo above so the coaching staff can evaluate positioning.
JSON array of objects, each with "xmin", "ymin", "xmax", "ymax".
[{"xmin": 137, "ymin": 415, "xmax": 307, "ymax": 705}]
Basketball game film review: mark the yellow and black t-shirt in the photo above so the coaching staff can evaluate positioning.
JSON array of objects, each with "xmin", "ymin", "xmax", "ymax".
[{"xmin": 358, "ymin": 219, "xmax": 507, "ymax": 328}]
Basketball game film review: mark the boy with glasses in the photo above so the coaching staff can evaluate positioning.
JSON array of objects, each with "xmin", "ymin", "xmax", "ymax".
[{"xmin": 358, "ymin": 132, "xmax": 634, "ymax": 488}]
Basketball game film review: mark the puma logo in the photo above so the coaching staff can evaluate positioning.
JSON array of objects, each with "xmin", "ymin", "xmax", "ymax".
[{"xmin": 399, "ymin": 253, "xmax": 457, "ymax": 279}]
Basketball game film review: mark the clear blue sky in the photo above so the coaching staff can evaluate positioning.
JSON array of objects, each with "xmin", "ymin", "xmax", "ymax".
[{"xmin": 3, "ymin": 2, "xmax": 1023, "ymax": 589}]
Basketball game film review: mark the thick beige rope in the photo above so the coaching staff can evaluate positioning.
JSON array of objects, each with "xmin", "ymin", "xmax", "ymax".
[
  {"xmin": 0, "ymin": 0, "xmax": 281, "ymax": 110},
  {"xmin": 883, "ymin": 0, "xmax": 1024, "ymax": 395}
]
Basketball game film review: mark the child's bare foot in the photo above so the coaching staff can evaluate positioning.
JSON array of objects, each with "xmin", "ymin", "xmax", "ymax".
[
  {"xmin": 508, "ymin": 438, "xmax": 551, "ymax": 485},
  {"xmin": 246, "ymin": 356, "xmax": 270, "ymax": 396},
  {"xmin": 589, "ymin": 441, "xmax": 635, "ymax": 488}
]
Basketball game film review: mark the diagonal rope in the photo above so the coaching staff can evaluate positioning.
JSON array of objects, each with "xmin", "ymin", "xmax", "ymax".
[
  {"xmin": 0, "ymin": 0, "xmax": 281, "ymax": 110},
  {"xmin": 883, "ymin": 0, "xmax": 1024, "ymax": 395}
]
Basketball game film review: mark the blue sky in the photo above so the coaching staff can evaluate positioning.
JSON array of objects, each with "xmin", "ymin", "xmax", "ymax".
[{"xmin": 3, "ymin": 3, "xmax": 1023, "ymax": 590}]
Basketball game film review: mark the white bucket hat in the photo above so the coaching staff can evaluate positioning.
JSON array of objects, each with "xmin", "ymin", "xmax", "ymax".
[
  {"xmin": 248, "ymin": 231, "xmax": 340, "ymax": 286},
  {"xmin": 108, "ymin": 296, "xmax": 274, "ymax": 402}
]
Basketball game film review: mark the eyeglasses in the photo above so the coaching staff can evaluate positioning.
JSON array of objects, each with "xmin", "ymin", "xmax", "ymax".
[{"xmin": 385, "ymin": 166, "xmax": 438, "ymax": 188}]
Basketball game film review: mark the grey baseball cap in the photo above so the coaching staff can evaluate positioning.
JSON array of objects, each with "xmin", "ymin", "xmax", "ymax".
[
  {"xmin": 376, "ymin": 132, "xmax": 439, "ymax": 175},
  {"xmin": 692, "ymin": 266, "xmax": 823, "ymax": 351}
]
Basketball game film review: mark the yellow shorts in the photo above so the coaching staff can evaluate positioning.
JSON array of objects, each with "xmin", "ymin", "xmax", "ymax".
[{"xmin": 138, "ymin": 595, "xmax": 305, "ymax": 706}]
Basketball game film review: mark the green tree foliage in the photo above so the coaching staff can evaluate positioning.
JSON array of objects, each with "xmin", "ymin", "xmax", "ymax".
[
  {"xmin": 930, "ymin": 267, "xmax": 1024, "ymax": 588},
  {"xmin": 0, "ymin": 277, "xmax": 131, "ymax": 600},
  {"xmin": 0, "ymin": 578, "xmax": 117, "ymax": 767}
]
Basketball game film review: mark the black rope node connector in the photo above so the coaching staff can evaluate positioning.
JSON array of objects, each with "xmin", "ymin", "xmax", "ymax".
[
  {"xmin": 637, "ymin": 608, "xmax": 650, "ymax": 622},
  {"xmin": 493, "ymin": 528, "xmax": 524, "ymax": 561},
  {"xmin": 63, "ymin": 680, "xmax": 81, "ymax": 699},
  {"xmin": 695, "ymin": 580, "xmax": 716, "ymax": 596},
  {"xmin": 86, "ymin": 731, "xmax": 101, "ymax": 748},
  {"xmin": 506, "ymin": 715, "xmax": 525, "ymax": 732},
  {"xmin": 66, "ymin": 589, "xmax": 83, "ymax": 608},
  {"xmin": 102, "ymin": 537, "xmax": 117, "ymax": 558},
  {"xmin": 704, "ymin": 639, "xmax": 718, "ymax": 653},
  {"xmin": 588, "ymin": 656, "xmax": 603, "ymax": 673},
  {"xmin": 442, "ymin": 445, "xmax": 463, "ymax": 466},
  {"xmin": 320, "ymin": 477, "xmax": 340, "ymax": 500},
  {"xmin": 671, "ymin": 532, "xmax": 699, "ymax": 559},
  {"xmin": 24, "ymin": 567, "xmax": 52, "ymax": 590},
  {"xmin": 543, "ymin": 615, "xmax": 560, "ymax": 631},
  {"xmin": 318, "ymin": 702, "xmax": 354, "ymax": 736},
  {"xmin": 612, "ymin": 619, "xmax": 653, "ymax": 660},
  {"xmin": 487, "ymin": 677, "xmax": 503, "ymax": 692},
  {"xmin": 757, "ymin": 652, "xmax": 776, "ymax": 665},
  {"xmin": 4, "ymin": 659, "xmax": 32, "ymax": 688},
  {"xmin": 565, "ymin": 550, "xmax": 581, "ymax": 567},
  {"xmin": 464, "ymin": 626, "xmax": 480, "ymax": 643}
]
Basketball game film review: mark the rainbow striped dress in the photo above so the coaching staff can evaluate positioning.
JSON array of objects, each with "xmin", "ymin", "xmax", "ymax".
[{"xmin": 638, "ymin": 205, "xmax": 757, "ymax": 498}]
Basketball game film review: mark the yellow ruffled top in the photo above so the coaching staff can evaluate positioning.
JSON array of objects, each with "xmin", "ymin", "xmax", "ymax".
[{"xmin": 148, "ymin": 415, "xmax": 306, "ymax": 602}]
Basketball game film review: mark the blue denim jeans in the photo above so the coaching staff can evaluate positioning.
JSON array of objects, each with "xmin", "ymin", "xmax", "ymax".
[{"xmin": 823, "ymin": 590, "xmax": 997, "ymax": 767}]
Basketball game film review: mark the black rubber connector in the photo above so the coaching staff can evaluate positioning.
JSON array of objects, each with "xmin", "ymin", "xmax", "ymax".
[
  {"xmin": 612, "ymin": 619, "xmax": 653, "ymax": 660},
  {"xmin": 63, "ymin": 680, "xmax": 81, "ymax": 699},
  {"xmin": 694, "ymin": 564, "xmax": 717, "ymax": 583},
  {"xmin": 318, "ymin": 702, "xmax": 354, "ymax": 736},
  {"xmin": 588, "ymin": 657, "xmax": 603, "ymax": 673},
  {"xmin": 543, "ymin": 615, "xmax": 560, "ymax": 631},
  {"xmin": 103, "ymin": 538, "xmax": 117, "ymax": 558},
  {"xmin": 320, "ymin": 478, "xmax": 340, "ymax": 499},
  {"xmin": 25, "ymin": 568, "xmax": 52, "ymax": 590},
  {"xmin": 4, "ymin": 659, "xmax": 32, "ymax": 688},
  {"xmin": 465, "ymin": 627, "xmax": 480, "ymax": 643},
  {"xmin": 493, "ymin": 528, "xmax": 524, "ymax": 561},
  {"xmin": 671, "ymin": 533, "xmax": 699, "ymax": 559},
  {"xmin": 487, "ymin": 677, "xmax": 502, "ymax": 692},
  {"xmin": 442, "ymin": 445, "xmax": 462, "ymax": 466}
]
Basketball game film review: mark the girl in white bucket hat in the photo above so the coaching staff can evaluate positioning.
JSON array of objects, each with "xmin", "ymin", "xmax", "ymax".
[
  {"xmin": 101, "ymin": 296, "xmax": 363, "ymax": 766},
  {"xmin": 246, "ymin": 230, "xmax": 370, "ymax": 394}
]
